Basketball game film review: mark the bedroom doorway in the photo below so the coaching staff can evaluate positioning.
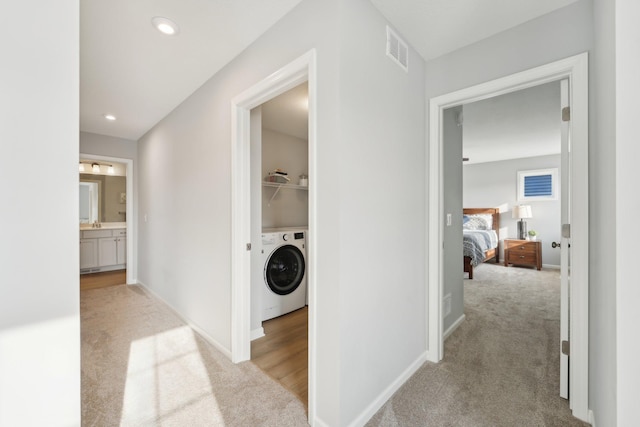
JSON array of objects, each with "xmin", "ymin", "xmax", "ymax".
[
  {"xmin": 458, "ymin": 79, "xmax": 568, "ymax": 398},
  {"xmin": 427, "ymin": 53, "xmax": 589, "ymax": 421}
]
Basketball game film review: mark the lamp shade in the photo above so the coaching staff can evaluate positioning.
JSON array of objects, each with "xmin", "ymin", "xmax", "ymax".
[{"xmin": 512, "ymin": 205, "xmax": 532, "ymax": 219}]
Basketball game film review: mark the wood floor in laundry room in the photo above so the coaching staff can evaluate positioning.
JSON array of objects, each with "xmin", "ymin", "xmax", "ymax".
[{"xmin": 251, "ymin": 306, "xmax": 308, "ymax": 409}]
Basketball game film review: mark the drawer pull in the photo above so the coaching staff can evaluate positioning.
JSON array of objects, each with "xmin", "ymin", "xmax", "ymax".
[{"xmin": 520, "ymin": 255, "xmax": 525, "ymax": 258}]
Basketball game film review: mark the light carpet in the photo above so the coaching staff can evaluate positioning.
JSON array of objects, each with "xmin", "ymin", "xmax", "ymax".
[
  {"xmin": 81, "ymin": 285, "xmax": 308, "ymax": 426},
  {"xmin": 366, "ymin": 263, "xmax": 590, "ymax": 427},
  {"xmin": 82, "ymin": 264, "xmax": 590, "ymax": 426}
]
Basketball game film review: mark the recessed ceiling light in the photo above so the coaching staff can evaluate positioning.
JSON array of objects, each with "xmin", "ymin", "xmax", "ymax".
[
  {"xmin": 152, "ymin": 16, "xmax": 180, "ymax": 36},
  {"xmin": 104, "ymin": 114, "xmax": 116, "ymax": 121}
]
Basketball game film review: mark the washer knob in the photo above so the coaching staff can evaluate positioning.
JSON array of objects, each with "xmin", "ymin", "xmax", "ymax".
[{"xmin": 282, "ymin": 234, "xmax": 288, "ymax": 241}]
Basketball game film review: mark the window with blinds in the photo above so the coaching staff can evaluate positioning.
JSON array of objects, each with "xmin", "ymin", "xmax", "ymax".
[{"xmin": 518, "ymin": 168, "xmax": 558, "ymax": 201}]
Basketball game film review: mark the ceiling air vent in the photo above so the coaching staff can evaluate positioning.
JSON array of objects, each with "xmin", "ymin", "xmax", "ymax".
[{"xmin": 386, "ymin": 26, "xmax": 408, "ymax": 72}]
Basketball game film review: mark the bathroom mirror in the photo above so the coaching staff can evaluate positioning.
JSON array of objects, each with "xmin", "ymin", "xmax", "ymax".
[{"xmin": 79, "ymin": 161, "xmax": 127, "ymax": 223}]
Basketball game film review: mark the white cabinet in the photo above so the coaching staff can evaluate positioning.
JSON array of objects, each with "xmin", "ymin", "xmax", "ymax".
[
  {"xmin": 80, "ymin": 239, "xmax": 98, "ymax": 269},
  {"xmin": 116, "ymin": 236, "xmax": 126, "ymax": 265},
  {"xmin": 80, "ymin": 228, "xmax": 126, "ymax": 273},
  {"xmin": 98, "ymin": 237, "xmax": 118, "ymax": 266}
]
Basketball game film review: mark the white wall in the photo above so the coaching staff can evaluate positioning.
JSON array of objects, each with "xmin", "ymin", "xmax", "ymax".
[
  {"xmin": 0, "ymin": 1, "xmax": 80, "ymax": 425},
  {"xmin": 337, "ymin": 0, "xmax": 426, "ymax": 423},
  {"xmin": 137, "ymin": 0, "xmax": 426, "ymax": 423},
  {"xmin": 261, "ymin": 129, "xmax": 309, "ymax": 228},
  {"xmin": 615, "ymin": 0, "xmax": 640, "ymax": 425},
  {"xmin": 463, "ymin": 155, "xmax": 562, "ymax": 266},
  {"xmin": 80, "ymin": 131, "xmax": 137, "ymax": 160},
  {"xmin": 136, "ymin": 0, "xmax": 345, "ymax": 424}
]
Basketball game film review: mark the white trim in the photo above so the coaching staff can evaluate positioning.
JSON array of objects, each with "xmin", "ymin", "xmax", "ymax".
[
  {"xmin": 79, "ymin": 153, "xmax": 135, "ymax": 285},
  {"xmin": 231, "ymin": 50, "xmax": 317, "ymax": 422},
  {"xmin": 443, "ymin": 314, "xmax": 465, "ymax": 340},
  {"xmin": 347, "ymin": 352, "xmax": 427, "ymax": 427},
  {"xmin": 313, "ymin": 418, "xmax": 332, "ymax": 427},
  {"xmin": 542, "ymin": 264, "xmax": 561, "ymax": 270},
  {"xmin": 136, "ymin": 281, "xmax": 232, "ymax": 360},
  {"xmin": 588, "ymin": 410, "xmax": 596, "ymax": 427},
  {"xmin": 427, "ymin": 52, "xmax": 589, "ymax": 422},
  {"xmin": 250, "ymin": 327, "xmax": 265, "ymax": 341}
]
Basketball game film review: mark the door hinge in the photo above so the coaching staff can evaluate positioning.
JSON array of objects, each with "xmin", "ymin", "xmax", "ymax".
[
  {"xmin": 562, "ymin": 106, "xmax": 571, "ymax": 122},
  {"xmin": 562, "ymin": 340, "xmax": 570, "ymax": 356},
  {"xmin": 562, "ymin": 224, "xmax": 571, "ymax": 238},
  {"xmin": 246, "ymin": 243, "xmax": 252, "ymax": 251}
]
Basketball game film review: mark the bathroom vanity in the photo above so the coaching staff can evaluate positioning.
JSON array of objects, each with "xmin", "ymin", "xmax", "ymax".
[{"xmin": 80, "ymin": 224, "xmax": 126, "ymax": 274}]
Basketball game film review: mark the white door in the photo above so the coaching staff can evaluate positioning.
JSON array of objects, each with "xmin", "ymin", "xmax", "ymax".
[{"xmin": 559, "ymin": 79, "xmax": 570, "ymax": 399}]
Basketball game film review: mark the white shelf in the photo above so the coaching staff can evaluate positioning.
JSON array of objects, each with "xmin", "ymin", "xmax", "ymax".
[
  {"xmin": 262, "ymin": 182, "xmax": 308, "ymax": 191},
  {"xmin": 262, "ymin": 181, "xmax": 308, "ymax": 205}
]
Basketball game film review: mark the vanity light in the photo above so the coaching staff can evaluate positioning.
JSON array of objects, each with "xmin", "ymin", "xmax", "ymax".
[
  {"xmin": 79, "ymin": 163, "xmax": 85, "ymax": 172},
  {"xmin": 92, "ymin": 163, "xmax": 101, "ymax": 173},
  {"xmin": 152, "ymin": 16, "xmax": 180, "ymax": 36},
  {"xmin": 104, "ymin": 114, "xmax": 116, "ymax": 121},
  {"xmin": 107, "ymin": 165, "xmax": 115, "ymax": 174}
]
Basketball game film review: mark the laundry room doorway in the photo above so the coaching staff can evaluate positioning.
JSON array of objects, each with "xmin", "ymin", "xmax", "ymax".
[
  {"xmin": 250, "ymin": 82, "xmax": 310, "ymax": 407},
  {"xmin": 230, "ymin": 50, "xmax": 317, "ymax": 418}
]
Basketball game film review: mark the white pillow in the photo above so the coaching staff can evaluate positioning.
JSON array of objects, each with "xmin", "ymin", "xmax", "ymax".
[{"xmin": 463, "ymin": 214, "xmax": 493, "ymax": 230}]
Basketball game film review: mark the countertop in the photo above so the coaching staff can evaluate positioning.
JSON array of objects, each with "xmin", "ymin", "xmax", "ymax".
[{"xmin": 80, "ymin": 222, "xmax": 126, "ymax": 231}]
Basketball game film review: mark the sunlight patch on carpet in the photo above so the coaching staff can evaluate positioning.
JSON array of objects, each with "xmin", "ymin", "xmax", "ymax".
[{"xmin": 120, "ymin": 326, "xmax": 225, "ymax": 425}]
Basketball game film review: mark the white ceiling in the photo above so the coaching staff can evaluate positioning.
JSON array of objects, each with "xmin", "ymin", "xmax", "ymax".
[
  {"xmin": 80, "ymin": 0, "xmax": 303, "ymax": 140},
  {"xmin": 80, "ymin": 0, "xmax": 579, "ymax": 141},
  {"xmin": 261, "ymin": 83, "xmax": 309, "ymax": 140},
  {"xmin": 462, "ymin": 81, "xmax": 561, "ymax": 165}
]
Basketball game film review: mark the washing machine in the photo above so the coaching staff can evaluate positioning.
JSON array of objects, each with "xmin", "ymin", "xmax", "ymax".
[{"xmin": 261, "ymin": 228, "xmax": 307, "ymax": 321}]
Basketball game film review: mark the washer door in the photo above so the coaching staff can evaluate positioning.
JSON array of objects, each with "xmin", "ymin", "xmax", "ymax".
[{"xmin": 264, "ymin": 245, "xmax": 306, "ymax": 295}]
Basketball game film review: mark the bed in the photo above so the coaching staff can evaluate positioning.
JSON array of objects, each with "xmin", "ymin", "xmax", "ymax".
[{"xmin": 463, "ymin": 208, "xmax": 500, "ymax": 279}]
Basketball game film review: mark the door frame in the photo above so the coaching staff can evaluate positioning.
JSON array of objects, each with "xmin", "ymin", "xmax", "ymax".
[
  {"xmin": 230, "ymin": 50, "xmax": 317, "ymax": 418},
  {"xmin": 79, "ymin": 153, "xmax": 135, "ymax": 285},
  {"xmin": 426, "ymin": 52, "xmax": 589, "ymax": 421}
]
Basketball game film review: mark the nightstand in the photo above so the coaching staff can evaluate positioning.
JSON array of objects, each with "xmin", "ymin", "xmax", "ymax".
[{"xmin": 504, "ymin": 239, "xmax": 542, "ymax": 270}]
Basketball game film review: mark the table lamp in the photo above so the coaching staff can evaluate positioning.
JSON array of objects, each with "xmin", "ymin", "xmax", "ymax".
[{"xmin": 512, "ymin": 205, "xmax": 532, "ymax": 240}]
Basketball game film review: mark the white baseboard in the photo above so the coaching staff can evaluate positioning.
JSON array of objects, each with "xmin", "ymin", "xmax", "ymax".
[
  {"xmin": 135, "ymin": 281, "xmax": 232, "ymax": 360},
  {"xmin": 588, "ymin": 409, "xmax": 595, "ymax": 426},
  {"xmin": 251, "ymin": 327, "xmax": 265, "ymax": 341},
  {"xmin": 444, "ymin": 314, "xmax": 466, "ymax": 340},
  {"xmin": 346, "ymin": 352, "xmax": 427, "ymax": 427},
  {"xmin": 542, "ymin": 264, "xmax": 561, "ymax": 270},
  {"xmin": 312, "ymin": 417, "xmax": 331, "ymax": 427}
]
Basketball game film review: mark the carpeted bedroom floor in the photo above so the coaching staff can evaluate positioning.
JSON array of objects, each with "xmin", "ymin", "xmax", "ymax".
[
  {"xmin": 81, "ymin": 263, "xmax": 589, "ymax": 426},
  {"xmin": 366, "ymin": 263, "xmax": 589, "ymax": 427}
]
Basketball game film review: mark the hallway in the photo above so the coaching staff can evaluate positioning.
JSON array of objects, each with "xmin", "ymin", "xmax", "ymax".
[{"xmin": 80, "ymin": 284, "xmax": 307, "ymax": 426}]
